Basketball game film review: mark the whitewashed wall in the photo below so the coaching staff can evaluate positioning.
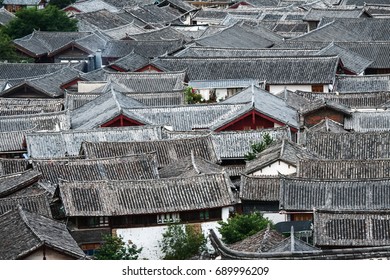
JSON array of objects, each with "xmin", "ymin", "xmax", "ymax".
[
  {"xmin": 23, "ymin": 247, "xmax": 75, "ymax": 260},
  {"xmin": 250, "ymin": 160, "xmax": 296, "ymax": 176},
  {"xmin": 78, "ymin": 81, "xmax": 107, "ymax": 92},
  {"xmin": 263, "ymin": 212, "xmax": 287, "ymax": 224},
  {"xmin": 269, "ymin": 84, "xmax": 330, "ymax": 94},
  {"xmin": 117, "ymin": 208, "xmax": 230, "ymax": 260}
]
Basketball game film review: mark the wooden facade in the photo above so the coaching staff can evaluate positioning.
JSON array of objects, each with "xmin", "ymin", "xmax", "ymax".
[
  {"xmin": 101, "ymin": 114, "xmax": 145, "ymax": 128},
  {"xmin": 303, "ymin": 107, "xmax": 346, "ymax": 128},
  {"xmin": 215, "ymin": 110, "xmax": 286, "ymax": 132}
]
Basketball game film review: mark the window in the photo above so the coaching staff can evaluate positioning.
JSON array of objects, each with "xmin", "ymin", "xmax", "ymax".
[
  {"xmin": 181, "ymin": 209, "xmax": 221, "ymax": 222},
  {"xmin": 311, "ymin": 84, "xmax": 323, "ymax": 92},
  {"xmin": 81, "ymin": 243, "xmax": 101, "ymax": 256},
  {"xmin": 79, "ymin": 216, "xmax": 109, "ymax": 228},
  {"xmin": 157, "ymin": 213, "xmax": 180, "ymax": 224}
]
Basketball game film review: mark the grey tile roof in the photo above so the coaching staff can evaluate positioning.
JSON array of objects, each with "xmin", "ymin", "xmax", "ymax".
[
  {"xmin": 273, "ymin": 89, "xmax": 311, "ymax": 111},
  {"xmin": 0, "ymin": 130, "xmax": 28, "ymax": 152},
  {"xmin": 158, "ymin": 153, "xmax": 223, "ymax": 178},
  {"xmin": 0, "ymin": 158, "xmax": 29, "ymax": 176},
  {"xmin": 228, "ymin": 226, "xmax": 285, "ymax": 253},
  {"xmin": 299, "ymin": 98, "xmax": 352, "ymax": 116},
  {"xmin": 315, "ymin": 42, "xmax": 373, "ymax": 75},
  {"xmin": 65, "ymin": 90, "xmax": 184, "ymax": 109},
  {"xmin": 65, "ymin": 0, "xmax": 119, "ymax": 13},
  {"xmin": 93, "ymin": 71, "xmax": 187, "ymax": 92},
  {"xmin": 303, "ymin": 118, "xmax": 348, "ymax": 133},
  {"xmin": 341, "ymin": 0, "xmax": 390, "ymax": 5},
  {"xmin": 334, "ymin": 74, "xmax": 390, "ymax": 93},
  {"xmin": 219, "ymin": 85, "xmax": 299, "ymax": 128},
  {"xmin": 117, "ymin": 103, "xmax": 248, "ymax": 131},
  {"xmin": 126, "ymin": 26, "xmax": 189, "ymax": 41},
  {"xmin": 158, "ymin": 0, "xmax": 196, "ymax": 13},
  {"xmin": 272, "ymin": 40, "xmax": 328, "ymax": 50},
  {"xmin": 0, "ymin": 98, "xmax": 63, "ymax": 116},
  {"xmin": 293, "ymin": 18, "xmax": 390, "ymax": 42},
  {"xmin": 210, "ymin": 227, "xmax": 390, "ymax": 259},
  {"xmin": 266, "ymin": 236, "xmax": 319, "ymax": 253},
  {"xmin": 0, "ymin": 170, "xmax": 41, "ymax": 198},
  {"xmin": 0, "ymin": 111, "xmax": 70, "ymax": 133},
  {"xmin": 245, "ymin": 139, "xmax": 319, "ymax": 174},
  {"xmin": 0, "ymin": 62, "xmax": 69, "ymax": 80},
  {"xmin": 193, "ymin": 8, "xmax": 228, "ymax": 22},
  {"xmin": 12, "ymin": 31, "xmax": 101, "ymax": 58},
  {"xmin": 296, "ymin": 90, "xmax": 390, "ymax": 109},
  {"xmin": 297, "ymin": 159, "xmax": 390, "ymax": 179},
  {"xmin": 32, "ymin": 154, "xmax": 159, "ymax": 184},
  {"xmin": 75, "ymin": 9, "xmax": 131, "ymax": 31},
  {"xmin": 80, "ymin": 135, "xmax": 219, "ymax": 167},
  {"xmin": 194, "ymin": 23, "xmax": 276, "ymax": 49},
  {"xmin": 303, "ymin": 7, "xmax": 366, "ymax": 21},
  {"xmin": 0, "ymin": 192, "xmax": 51, "ymax": 216},
  {"xmin": 364, "ymin": 4, "xmax": 390, "ymax": 17},
  {"xmin": 101, "ymin": 22, "xmax": 145, "ymax": 40},
  {"xmin": 103, "ymin": 0, "xmax": 155, "ymax": 8},
  {"xmin": 243, "ymin": 0, "xmax": 280, "ymax": 6},
  {"xmin": 240, "ymin": 174, "xmax": 280, "ymax": 202},
  {"xmin": 59, "ymin": 173, "xmax": 235, "ymax": 216},
  {"xmin": 102, "ymin": 39, "xmax": 184, "ymax": 58},
  {"xmin": 0, "ymin": 7, "xmax": 15, "ymax": 26},
  {"xmin": 174, "ymin": 46, "xmax": 318, "ymax": 57},
  {"xmin": 26, "ymin": 126, "xmax": 163, "ymax": 159},
  {"xmin": 280, "ymin": 177, "xmax": 390, "ymax": 211},
  {"xmin": 164, "ymin": 126, "xmax": 291, "ymax": 160},
  {"xmin": 189, "ymin": 79, "xmax": 263, "ymax": 89},
  {"xmin": 335, "ymin": 41, "xmax": 390, "ymax": 70},
  {"xmin": 124, "ymin": 5, "xmax": 181, "ymax": 24},
  {"xmin": 106, "ymin": 49, "xmax": 149, "ymax": 71},
  {"xmin": 70, "ymin": 88, "xmax": 147, "ymax": 129},
  {"xmin": 304, "ymin": 131, "xmax": 390, "ymax": 159},
  {"xmin": 314, "ymin": 210, "xmax": 390, "ymax": 247},
  {"xmin": 152, "ymin": 56, "xmax": 339, "ymax": 84},
  {"xmin": 128, "ymin": 90, "xmax": 185, "ymax": 106},
  {"xmin": 0, "ymin": 207, "xmax": 87, "ymax": 260},
  {"xmin": 344, "ymin": 111, "xmax": 390, "ymax": 132},
  {"xmin": 0, "ymin": 67, "xmax": 81, "ymax": 98}
]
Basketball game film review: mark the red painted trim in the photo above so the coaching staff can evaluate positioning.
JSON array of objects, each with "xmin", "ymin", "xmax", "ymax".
[
  {"xmin": 61, "ymin": 78, "xmax": 85, "ymax": 89},
  {"xmin": 101, "ymin": 114, "xmax": 145, "ymax": 127},
  {"xmin": 48, "ymin": 43, "xmax": 91, "ymax": 57},
  {"xmin": 215, "ymin": 109, "xmax": 290, "ymax": 132},
  {"xmin": 63, "ymin": 7, "xmax": 81, "ymax": 12},
  {"xmin": 135, "ymin": 65, "xmax": 163, "ymax": 72}
]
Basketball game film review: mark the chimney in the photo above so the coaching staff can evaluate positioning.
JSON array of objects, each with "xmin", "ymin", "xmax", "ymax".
[
  {"xmin": 95, "ymin": 49, "xmax": 102, "ymax": 69},
  {"xmin": 87, "ymin": 54, "xmax": 95, "ymax": 72}
]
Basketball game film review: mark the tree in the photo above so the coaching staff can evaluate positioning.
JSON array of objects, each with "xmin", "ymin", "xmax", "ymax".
[
  {"xmin": 217, "ymin": 212, "xmax": 273, "ymax": 244},
  {"xmin": 94, "ymin": 234, "xmax": 142, "ymax": 260},
  {"xmin": 4, "ymin": 6, "xmax": 78, "ymax": 39},
  {"xmin": 184, "ymin": 86, "xmax": 203, "ymax": 104},
  {"xmin": 244, "ymin": 132, "xmax": 274, "ymax": 161},
  {"xmin": 160, "ymin": 224, "xmax": 207, "ymax": 260},
  {"xmin": 0, "ymin": 29, "xmax": 31, "ymax": 62}
]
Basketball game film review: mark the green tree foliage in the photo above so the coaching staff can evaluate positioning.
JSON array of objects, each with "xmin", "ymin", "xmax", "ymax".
[
  {"xmin": 217, "ymin": 212, "xmax": 273, "ymax": 244},
  {"xmin": 4, "ymin": 6, "xmax": 78, "ymax": 39},
  {"xmin": 160, "ymin": 224, "xmax": 207, "ymax": 260},
  {"xmin": 94, "ymin": 234, "xmax": 142, "ymax": 260},
  {"xmin": 48, "ymin": 0, "xmax": 77, "ymax": 9},
  {"xmin": 184, "ymin": 86, "xmax": 203, "ymax": 104},
  {"xmin": 0, "ymin": 29, "xmax": 31, "ymax": 62},
  {"xmin": 244, "ymin": 132, "xmax": 274, "ymax": 161}
]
